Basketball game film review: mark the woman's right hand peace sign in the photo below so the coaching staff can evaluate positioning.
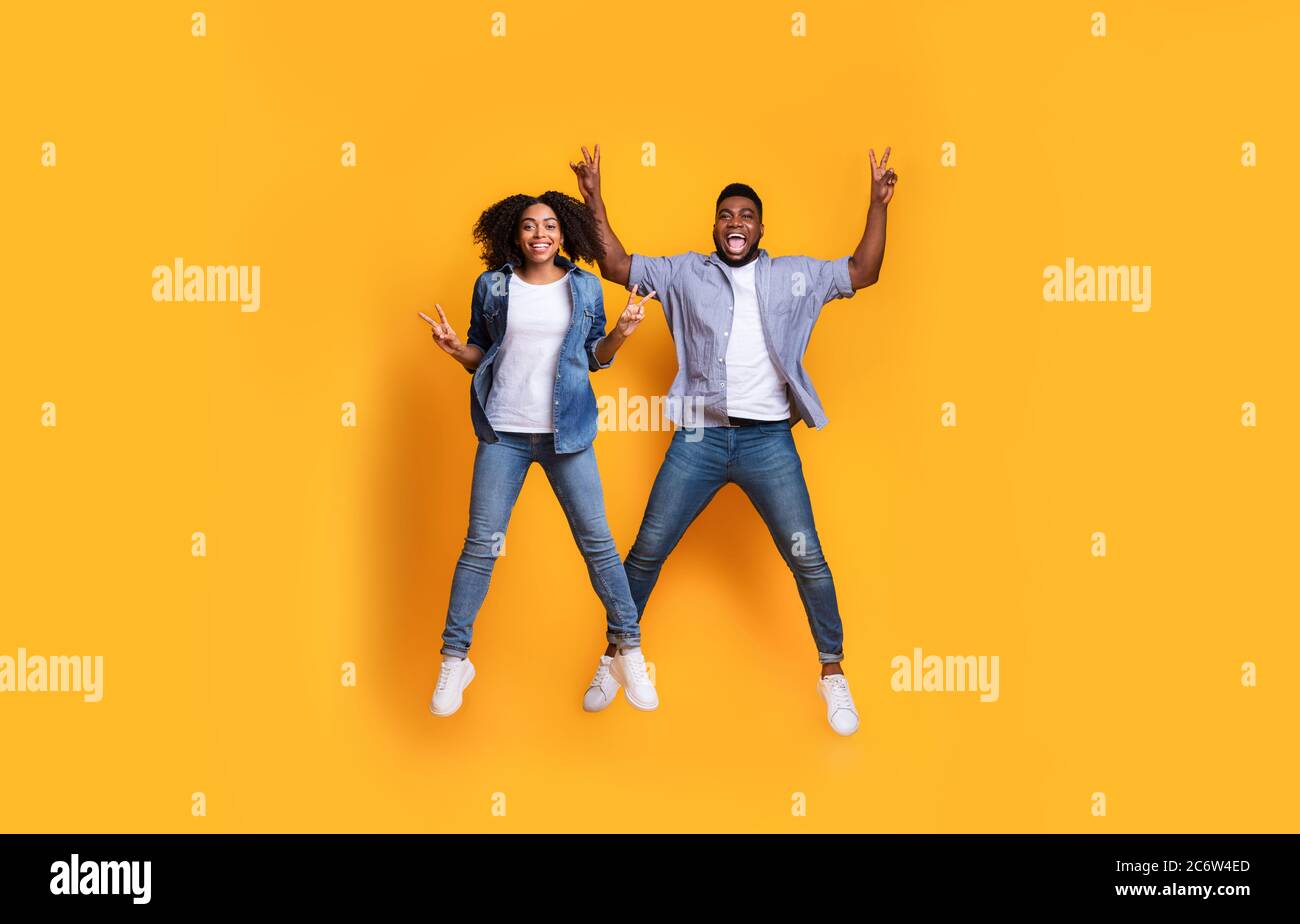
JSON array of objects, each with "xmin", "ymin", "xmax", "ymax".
[
  {"xmin": 428, "ymin": 304, "xmax": 465, "ymax": 358},
  {"xmin": 615, "ymin": 284, "xmax": 655, "ymax": 338}
]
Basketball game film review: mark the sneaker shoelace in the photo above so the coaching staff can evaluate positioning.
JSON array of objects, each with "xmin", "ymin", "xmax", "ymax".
[
  {"xmin": 825, "ymin": 675, "xmax": 854, "ymax": 710},
  {"xmin": 622, "ymin": 653, "xmax": 649, "ymax": 685},
  {"xmin": 589, "ymin": 664, "xmax": 611, "ymax": 688},
  {"xmin": 435, "ymin": 661, "xmax": 456, "ymax": 693}
]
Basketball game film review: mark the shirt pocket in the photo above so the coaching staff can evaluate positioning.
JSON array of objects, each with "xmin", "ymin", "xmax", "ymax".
[
  {"xmin": 764, "ymin": 269, "xmax": 797, "ymax": 319},
  {"xmin": 481, "ymin": 302, "xmax": 503, "ymax": 341}
]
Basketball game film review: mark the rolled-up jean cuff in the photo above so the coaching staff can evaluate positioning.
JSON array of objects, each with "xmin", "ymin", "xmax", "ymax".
[
  {"xmin": 440, "ymin": 646, "xmax": 469, "ymax": 659},
  {"xmin": 607, "ymin": 632, "xmax": 641, "ymax": 648},
  {"xmin": 818, "ymin": 650, "xmax": 844, "ymax": 664}
]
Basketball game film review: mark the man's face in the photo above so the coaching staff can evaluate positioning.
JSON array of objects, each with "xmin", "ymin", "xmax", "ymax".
[{"xmin": 713, "ymin": 196, "xmax": 763, "ymax": 261}]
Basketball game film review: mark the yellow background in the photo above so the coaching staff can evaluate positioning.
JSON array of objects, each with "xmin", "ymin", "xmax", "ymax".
[{"xmin": 2, "ymin": 0, "xmax": 1297, "ymax": 832}]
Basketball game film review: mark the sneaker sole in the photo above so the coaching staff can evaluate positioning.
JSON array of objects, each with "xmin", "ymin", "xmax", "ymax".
[
  {"xmin": 429, "ymin": 662, "xmax": 475, "ymax": 716},
  {"xmin": 611, "ymin": 662, "xmax": 658, "ymax": 711},
  {"xmin": 623, "ymin": 691, "xmax": 658, "ymax": 711}
]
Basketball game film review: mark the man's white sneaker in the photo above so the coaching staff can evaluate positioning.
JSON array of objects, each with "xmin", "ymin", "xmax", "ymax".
[
  {"xmin": 609, "ymin": 648, "xmax": 658, "ymax": 711},
  {"xmin": 582, "ymin": 654, "xmax": 621, "ymax": 712},
  {"xmin": 429, "ymin": 657, "xmax": 475, "ymax": 716},
  {"xmin": 818, "ymin": 673, "xmax": 859, "ymax": 735}
]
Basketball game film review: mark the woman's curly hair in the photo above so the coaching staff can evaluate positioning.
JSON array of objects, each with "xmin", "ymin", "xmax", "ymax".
[{"xmin": 472, "ymin": 191, "xmax": 605, "ymax": 269}]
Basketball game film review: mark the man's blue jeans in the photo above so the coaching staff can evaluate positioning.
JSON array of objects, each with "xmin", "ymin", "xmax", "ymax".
[
  {"xmin": 440, "ymin": 432, "xmax": 641, "ymax": 657},
  {"xmin": 624, "ymin": 419, "xmax": 845, "ymax": 662}
]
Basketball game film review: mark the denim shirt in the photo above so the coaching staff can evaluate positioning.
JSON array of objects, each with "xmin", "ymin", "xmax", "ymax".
[
  {"xmin": 628, "ymin": 248, "xmax": 855, "ymax": 429},
  {"xmin": 463, "ymin": 255, "xmax": 613, "ymax": 454}
]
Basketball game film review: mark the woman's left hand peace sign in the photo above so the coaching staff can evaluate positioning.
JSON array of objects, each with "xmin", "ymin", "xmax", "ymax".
[{"xmin": 616, "ymin": 284, "xmax": 655, "ymax": 337}]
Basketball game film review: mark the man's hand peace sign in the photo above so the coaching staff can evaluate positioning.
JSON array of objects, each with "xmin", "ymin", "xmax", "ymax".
[{"xmin": 869, "ymin": 146, "xmax": 898, "ymax": 206}]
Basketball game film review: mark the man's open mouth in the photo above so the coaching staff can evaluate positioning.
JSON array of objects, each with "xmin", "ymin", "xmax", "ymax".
[{"xmin": 724, "ymin": 232, "xmax": 748, "ymax": 254}]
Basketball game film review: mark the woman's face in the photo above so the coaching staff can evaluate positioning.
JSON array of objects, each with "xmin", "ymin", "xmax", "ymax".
[{"xmin": 517, "ymin": 203, "xmax": 563, "ymax": 265}]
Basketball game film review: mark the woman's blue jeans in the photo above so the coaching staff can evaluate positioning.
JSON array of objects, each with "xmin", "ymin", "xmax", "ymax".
[{"xmin": 439, "ymin": 432, "xmax": 641, "ymax": 657}]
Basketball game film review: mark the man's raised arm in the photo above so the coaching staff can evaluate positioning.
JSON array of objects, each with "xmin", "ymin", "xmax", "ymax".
[
  {"xmin": 847, "ymin": 146, "xmax": 898, "ymax": 290},
  {"xmin": 570, "ymin": 143, "xmax": 632, "ymax": 286}
]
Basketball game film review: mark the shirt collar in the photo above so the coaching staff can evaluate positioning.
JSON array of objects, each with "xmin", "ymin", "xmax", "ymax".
[{"xmin": 706, "ymin": 248, "xmax": 768, "ymax": 270}]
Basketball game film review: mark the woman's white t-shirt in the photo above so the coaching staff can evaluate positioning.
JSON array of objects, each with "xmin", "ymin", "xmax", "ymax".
[{"xmin": 484, "ymin": 270, "xmax": 573, "ymax": 433}]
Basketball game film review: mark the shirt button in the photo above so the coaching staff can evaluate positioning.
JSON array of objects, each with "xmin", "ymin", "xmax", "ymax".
[{"xmin": 724, "ymin": 331, "xmax": 729, "ymax": 337}]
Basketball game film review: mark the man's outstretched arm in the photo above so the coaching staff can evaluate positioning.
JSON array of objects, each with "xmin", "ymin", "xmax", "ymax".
[
  {"xmin": 847, "ymin": 146, "xmax": 898, "ymax": 290},
  {"xmin": 570, "ymin": 143, "xmax": 632, "ymax": 286}
]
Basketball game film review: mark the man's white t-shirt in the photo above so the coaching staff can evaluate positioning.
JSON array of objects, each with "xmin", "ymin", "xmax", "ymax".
[
  {"xmin": 484, "ymin": 271, "xmax": 573, "ymax": 433},
  {"xmin": 724, "ymin": 259, "xmax": 791, "ymax": 420}
]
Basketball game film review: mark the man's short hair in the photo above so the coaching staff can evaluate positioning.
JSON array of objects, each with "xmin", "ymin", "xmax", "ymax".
[{"xmin": 716, "ymin": 183, "xmax": 762, "ymax": 220}]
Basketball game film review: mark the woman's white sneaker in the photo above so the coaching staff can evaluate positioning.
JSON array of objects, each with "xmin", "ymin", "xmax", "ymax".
[
  {"xmin": 582, "ymin": 654, "xmax": 621, "ymax": 712},
  {"xmin": 818, "ymin": 674, "xmax": 859, "ymax": 735},
  {"xmin": 429, "ymin": 657, "xmax": 475, "ymax": 716},
  {"xmin": 609, "ymin": 648, "xmax": 658, "ymax": 711}
]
